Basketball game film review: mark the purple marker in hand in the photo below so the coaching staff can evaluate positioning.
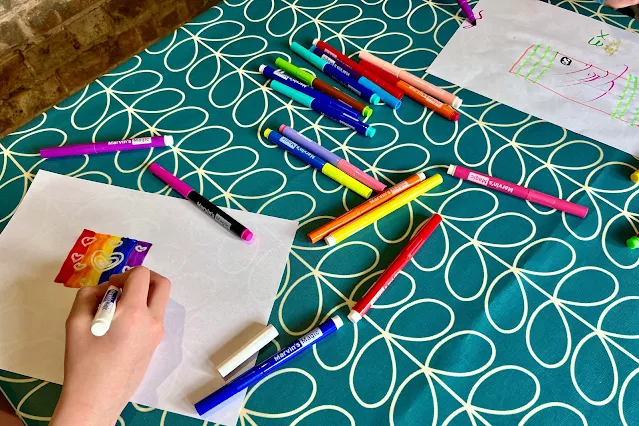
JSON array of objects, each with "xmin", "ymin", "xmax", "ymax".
[{"xmin": 40, "ymin": 136, "xmax": 174, "ymax": 158}]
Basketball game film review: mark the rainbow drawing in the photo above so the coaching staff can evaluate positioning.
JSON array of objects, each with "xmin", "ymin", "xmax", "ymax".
[{"xmin": 55, "ymin": 229, "xmax": 152, "ymax": 288}]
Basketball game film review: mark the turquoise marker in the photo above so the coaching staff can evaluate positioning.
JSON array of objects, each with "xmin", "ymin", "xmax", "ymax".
[
  {"xmin": 270, "ymin": 80, "xmax": 375, "ymax": 138},
  {"xmin": 290, "ymin": 42, "xmax": 380, "ymax": 105}
]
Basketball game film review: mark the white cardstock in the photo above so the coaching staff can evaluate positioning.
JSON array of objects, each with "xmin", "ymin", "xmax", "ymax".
[
  {"xmin": 428, "ymin": 0, "xmax": 639, "ymax": 156},
  {"xmin": 0, "ymin": 170, "xmax": 298, "ymax": 425}
]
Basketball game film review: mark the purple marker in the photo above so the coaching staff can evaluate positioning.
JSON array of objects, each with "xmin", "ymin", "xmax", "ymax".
[
  {"xmin": 457, "ymin": 0, "xmax": 476, "ymax": 26},
  {"xmin": 40, "ymin": 136, "xmax": 174, "ymax": 158},
  {"xmin": 149, "ymin": 163, "xmax": 255, "ymax": 242}
]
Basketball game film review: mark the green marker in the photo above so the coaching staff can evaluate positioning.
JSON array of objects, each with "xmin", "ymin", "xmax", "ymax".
[{"xmin": 274, "ymin": 58, "xmax": 373, "ymax": 118}]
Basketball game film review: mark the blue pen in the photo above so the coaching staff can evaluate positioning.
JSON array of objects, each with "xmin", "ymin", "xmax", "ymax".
[
  {"xmin": 270, "ymin": 80, "xmax": 376, "ymax": 137},
  {"xmin": 194, "ymin": 316, "xmax": 344, "ymax": 416},
  {"xmin": 310, "ymin": 46, "xmax": 402, "ymax": 110},
  {"xmin": 290, "ymin": 42, "xmax": 380, "ymax": 105},
  {"xmin": 259, "ymin": 64, "xmax": 360, "ymax": 120}
]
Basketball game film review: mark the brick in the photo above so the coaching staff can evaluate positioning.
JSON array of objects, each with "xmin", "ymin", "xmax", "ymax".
[
  {"xmin": 25, "ymin": 0, "xmax": 103, "ymax": 35},
  {"xmin": 66, "ymin": 7, "xmax": 114, "ymax": 48},
  {"xmin": 104, "ymin": 0, "xmax": 152, "ymax": 21},
  {"xmin": 0, "ymin": 51, "xmax": 34, "ymax": 99},
  {"xmin": 0, "ymin": 74, "xmax": 67, "ymax": 131},
  {"xmin": 136, "ymin": 15, "xmax": 160, "ymax": 44},
  {"xmin": 57, "ymin": 28, "xmax": 141, "ymax": 91},
  {"xmin": 0, "ymin": 20, "xmax": 29, "ymax": 56},
  {"xmin": 156, "ymin": 2, "xmax": 189, "ymax": 31},
  {"xmin": 23, "ymin": 29, "xmax": 79, "ymax": 75}
]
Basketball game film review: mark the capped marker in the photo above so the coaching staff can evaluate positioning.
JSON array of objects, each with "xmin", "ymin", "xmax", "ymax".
[
  {"xmin": 290, "ymin": 42, "xmax": 381, "ymax": 105},
  {"xmin": 275, "ymin": 58, "xmax": 373, "ymax": 118},
  {"xmin": 40, "ymin": 135, "xmax": 173, "ymax": 158},
  {"xmin": 259, "ymin": 64, "xmax": 360, "ymax": 119},
  {"xmin": 195, "ymin": 316, "xmax": 343, "ymax": 416},
  {"xmin": 264, "ymin": 128, "xmax": 373, "ymax": 198},
  {"xmin": 631, "ymin": 171, "xmax": 639, "ymax": 183},
  {"xmin": 628, "ymin": 235, "xmax": 639, "ymax": 249},
  {"xmin": 310, "ymin": 45, "xmax": 402, "ymax": 110},
  {"xmin": 279, "ymin": 125, "xmax": 386, "ymax": 192},
  {"xmin": 269, "ymin": 80, "xmax": 376, "ymax": 138}
]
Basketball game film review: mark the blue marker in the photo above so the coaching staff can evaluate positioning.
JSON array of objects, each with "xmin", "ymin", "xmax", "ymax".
[
  {"xmin": 290, "ymin": 42, "xmax": 380, "ymax": 105},
  {"xmin": 310, "ymin": 46, "xmax": 402, "ymax": 110},
  {"xmin": 270, "ymin": 80, "xmax": 376, "ymax": 137},
  {"xmin": 259, "ymin": 64, "xmax": 360, "ymax": 120},
  {"xmin": 194, "ymin": 316, "xmax": 344, "ymax": 416}
]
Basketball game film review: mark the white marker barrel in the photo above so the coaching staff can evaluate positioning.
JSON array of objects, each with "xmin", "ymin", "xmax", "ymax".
[{"xmin": 217, "ymin": 325, "xmax": 279, "ymax": 377}]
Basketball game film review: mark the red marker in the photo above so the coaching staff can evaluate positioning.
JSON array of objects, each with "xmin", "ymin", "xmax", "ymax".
[{"xmin": 347, "ymin": 214, "xmax": 442, "ymax": 323}]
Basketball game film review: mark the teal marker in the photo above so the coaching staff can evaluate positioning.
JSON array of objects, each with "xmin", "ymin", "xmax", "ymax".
[{"xmin": 290, "ymin": 42, "xmax": 380, "ymax": 105}]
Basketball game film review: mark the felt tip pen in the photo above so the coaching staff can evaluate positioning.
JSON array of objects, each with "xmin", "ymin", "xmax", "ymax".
[
  {"xmin": 447, "ymin": 165, "xmax": 588, "ymax": 218},
  {"xmin": 397, "ymin": 81, "xmax": 460, "ymax": 121},
  {"xmin": 270, "ymin": 80, "xmax": 376, "ymax": 138},
  {"xmin": 308, "ymin": 172, "xmax": 427, "ymax": 243},
  {"xmin": 40, "ymin": 135, "xmax": 174, "ymax": 158},
  {"xmin": 265, "ymin": 129, "xmax": 373, "ymax": 198},
  {"xmin": 310, "ymin": 46, "xmax": 402, "ymax": 110},
  {"xmin": 91, "ymin": 285, "xmax": 121, "ymax": 336},
  {"xmin": 358, "ymin": 51, "xmax": 463, "ymax": 109},
  {"xmin": 290, "ymin": 42, "xmax": 381, "ymax": 105},
  {"xmin": 325, "ymin": 174, "xmax": 443, "ymax": 246},
  {"xmin": 312, "ymin": 39, "xmax": 405, "ymax": 100},
  {"xmin": 279, "ymin": 125, "xmax": 386, "ymax": 193},
  {"xmin": 194, "ymin": 316, "xmax": 344, "ymax": 416},
  {"xmin": 348, "ymin": 214, "xmax": 442, "ymax": 323},
  {"xmin": 631, "ymin": 170, "xmax": 639, "ymax": 183},
  {"xmin": 149, "ymin": 163, "xmax": 255, "ymax": 241},
  {"xmin": 628, "ymin": 235, "xmax": 639, "ymax": 249},
  {"xmin": 259, "ymin": 65, "xmax": 360, "ymax": 120},
  {"xmin": 457, "ymin": 0, "xmax": 477, "ymax": 26},
  {"xmin": 275, "ymin": 58, "xmax": 373, "ymax": 118}
]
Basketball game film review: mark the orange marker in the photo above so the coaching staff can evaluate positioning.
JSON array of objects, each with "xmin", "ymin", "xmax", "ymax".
[
  {"xmin": 397, "ymin": 81, "xmax": 460, "ymax": 121},
  {"xmin": 308, "ymin": 172, "xmax": 427, "ymax": 243}
]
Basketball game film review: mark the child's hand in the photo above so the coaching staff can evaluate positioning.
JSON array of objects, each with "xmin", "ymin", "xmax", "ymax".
[
  {"xmin": 605, "ymin": 0, "xmax": 639, "ymax": 8},
  {"xmin": 51, "ymin": 267, "xmax": 171, "ymax": 426}
]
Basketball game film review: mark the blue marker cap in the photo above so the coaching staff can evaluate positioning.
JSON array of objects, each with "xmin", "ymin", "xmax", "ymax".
[{"xmin": 291, "ymin": 42, "xmax": 327, "ymax": 71}]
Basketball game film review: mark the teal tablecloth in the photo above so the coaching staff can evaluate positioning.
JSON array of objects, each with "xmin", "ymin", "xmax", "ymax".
[{"xmin": 1, "ymin": 1, "xmax": 639, "ymax": 425}]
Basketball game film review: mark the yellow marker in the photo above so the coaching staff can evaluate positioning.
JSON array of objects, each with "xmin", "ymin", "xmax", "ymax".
[
  {"xmin": 631, "ymin": 170, "xmax": 639, "ymax": 183},
  {"xmin": 325, "ymin": 174, "xmax": 443, "ymax": 246},
  {"xmin": 322, "ymin": 163, "xmax": 373, "ymax": 198},
  {"xmin": 264, "ymin": 128, "xmax": 373, "ymax": 198}
]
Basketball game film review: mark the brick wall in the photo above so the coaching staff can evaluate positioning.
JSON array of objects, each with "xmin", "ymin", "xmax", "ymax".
[{"xmin": 0, "ymin": 0, "xmax": 222, "ymax": 139}]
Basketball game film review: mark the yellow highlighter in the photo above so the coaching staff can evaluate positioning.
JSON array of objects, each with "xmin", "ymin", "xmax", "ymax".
[
  {"xmin": 265, "ymin": 129, "xmax": 373, "ymax": 198},
  {"xmin": 325, "ymin": 174, "xmax": 443, "ymax": 246}
]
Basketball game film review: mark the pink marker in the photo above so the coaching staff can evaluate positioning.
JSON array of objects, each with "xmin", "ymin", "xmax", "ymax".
[
  {"xmin": 447, "ymin": 165, "xmax": 588, "ymax": 218},
  {"xmin": 40, "ymin": 136, "xmax": 173, "ymax": 158},
  {"xmin": 149, "ymin": 163, "xmax": 254, "ymax": 242}
]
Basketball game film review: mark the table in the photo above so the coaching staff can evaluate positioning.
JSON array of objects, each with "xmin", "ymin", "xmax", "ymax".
[{"xmin": 1, "ymin": 1, "xmax": 639, "ymax": 425}]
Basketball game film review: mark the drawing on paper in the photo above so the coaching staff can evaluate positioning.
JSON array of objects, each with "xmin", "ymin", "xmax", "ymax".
[
  {"xmin": 54, "ymin": 229, "xmax": 152, "ymax": 288},
  {"xmin": 510, "ymin": 44, "xmax": 639, "ymax": 126}
]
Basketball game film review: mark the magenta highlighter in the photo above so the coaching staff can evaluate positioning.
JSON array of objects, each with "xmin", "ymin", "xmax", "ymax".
[
  {"xmin": 40, "ymin": 136, "xmax": 173, "ymax": 158},
  {"xmin": 448, "ymin": 165, "xmax": 588, "ymax": 218},
  {"xmin": 149, "ymin": 163, "xmax": 254, "ymax": 242}
]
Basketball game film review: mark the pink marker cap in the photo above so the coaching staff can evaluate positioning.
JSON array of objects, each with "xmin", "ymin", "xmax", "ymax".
[
  {"xmin": 527, "ymin": 190, "xmax": 588, "ymax": 218},
  {"xmin": 241, "ymin": 229, "xmax": 255, "ymax": 242},
  {"xmin": 337, "ymin": 160, "xmax": 386, "ymax": 193},
  {"xmin": 148, "ymin": 163, "xmax": 194, "ymax": 199}
]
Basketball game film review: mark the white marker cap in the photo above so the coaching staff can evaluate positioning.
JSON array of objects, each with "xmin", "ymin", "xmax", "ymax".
[
  {"xmin": 259, "ymin": 64, "xmax": 266, "ymax": 73},
  {"xmin": 164, "ymin": 135, "xmax": 175, "ymax": 146},
  {"xmin": 217, "ymin": 325, "xmax": 279, "ymax": 377},
  {"xmin": 452, "ymin": 97, "xmax": 463, "ymax": 109},
  {"xmin": 347, "ymin": 310, "xmax": 361, "ymax": 324},
  {"xmin": 447, "ymin": 165, "xmax": 456, "ymax": 176},
  {"xmin": 91, "ymin": 319, "xmax": 110, "ymax": 337},
  {"xmin": 312, "ymin": 38, "xmax": 319, "ymax": 46},
  {"xmin": 332, "ymin": 315, "xmax": 344, "ymax": 329},
  {"xmin": 325, "ymin": 235, "xmax": 336, "ymax": 246}
]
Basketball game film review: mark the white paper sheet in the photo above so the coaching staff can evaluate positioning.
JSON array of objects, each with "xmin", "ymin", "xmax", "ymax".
[
  {"xmin": 428, "ymin": 0, "xmax": 639, "ymax": 156},
  {"xmin": 0, "ymin": 170, "xmax": 298, "ymax": 425}
]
